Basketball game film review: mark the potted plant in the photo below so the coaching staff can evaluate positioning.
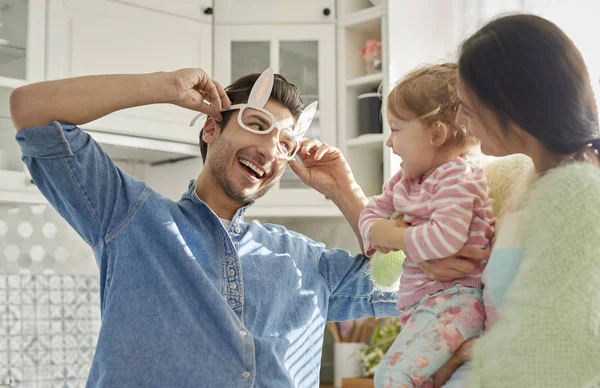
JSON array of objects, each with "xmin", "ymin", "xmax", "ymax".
[{"xmin": 357, "ymin": 317, "xmax": 402, "ymax": 377}]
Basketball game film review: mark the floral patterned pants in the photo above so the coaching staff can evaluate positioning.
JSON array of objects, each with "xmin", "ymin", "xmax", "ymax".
[{"xmin": 374, "ymin": 285, "xmax": 484, "ymax": 388}]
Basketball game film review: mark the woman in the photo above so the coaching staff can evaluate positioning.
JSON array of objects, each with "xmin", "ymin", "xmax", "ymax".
[{"xmin": 434, "ymin": 13, "xmax": 600, "ymax": 387}]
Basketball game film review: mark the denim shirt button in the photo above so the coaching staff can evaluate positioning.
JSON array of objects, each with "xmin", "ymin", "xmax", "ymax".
[
  {"xmin": 240, "ymin": 330, "xmax": 247, "ymax": 337},
  {"xmin": 226, "ymin": 256, "xmax": 233, "ymax": 263},
  {"xmin": 228, "ymin": 269, "xmax": 235, "ymax": 277},
  {"xmin": 234, "ymin": 226, "xmax": 241, "ymax": 233},
  {"xmin": 242, "ymin": 371, "xmax": 250, "ymax": 379},
  {"xmin": 229, "ymin": 283, "xmax": 237, "ymax": 290}
]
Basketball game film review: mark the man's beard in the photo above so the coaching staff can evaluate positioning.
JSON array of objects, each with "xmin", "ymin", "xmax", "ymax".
[{"xmin": 207, "ymin": 137, "xmax": 278, "ymax": 205}]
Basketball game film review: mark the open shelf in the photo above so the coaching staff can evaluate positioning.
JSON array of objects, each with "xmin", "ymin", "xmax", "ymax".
[
  {"xmin": 338, "ymin": 0, "xmax": 385, "ymax": 20},
  {"xmin": 339, "ymin": 5, "xmax": 385, "ymax": 28},
  {"xmin": 0, "ymin": 42, "xmax": 26, "ymax": 62},
  {"xmin": 0, "ymin": 76, "xmax": 27, "ymax": 88},
  {"xmin": 345, "ymin": 72, "xmax": 383, "ymax": 88},
  {"xmin": 0, "ymin": 41, "xmax": 27, "ymax": 83}
]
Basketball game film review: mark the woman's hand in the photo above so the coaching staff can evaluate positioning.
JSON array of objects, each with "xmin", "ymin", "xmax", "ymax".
[
  {"xmin": 431, "ymin": 339, "xmax": 477, "ymax": 388},
  {"xmin": 417, "ymin": 246, "xmax": 490, "ymax": 282}
]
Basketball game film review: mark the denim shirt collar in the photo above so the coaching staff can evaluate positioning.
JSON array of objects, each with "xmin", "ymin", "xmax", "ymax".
[{"xmin": 182, "ymin": 179, "xmax": 249, "ymax": 224}]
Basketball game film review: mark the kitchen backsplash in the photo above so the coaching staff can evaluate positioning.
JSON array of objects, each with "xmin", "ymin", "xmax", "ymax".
[
  {"xmin": 1, "ymin": 201, "xmax": 358, "ymax": 386},
  {"xmin": 1, "ymin": 204, "xmax": 100, "ymax": 387},
  {"xmin": 0, "ymin": 274, "xmax": 101, "ymax": 388}
]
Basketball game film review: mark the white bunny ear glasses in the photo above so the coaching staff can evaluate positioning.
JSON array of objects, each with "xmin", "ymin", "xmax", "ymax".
[{"xmin": 190, "ymin": 68, "xmax": 318, "ymax": 161}]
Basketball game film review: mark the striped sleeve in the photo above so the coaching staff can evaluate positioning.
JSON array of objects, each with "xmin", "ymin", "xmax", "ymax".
[
  {"xmin": 358, "ymin": 170, "xmax": 403, "ymax": 257},
  {"xmin": 404, "ymin": 161, "xmax": 488, "ymax": 262}
]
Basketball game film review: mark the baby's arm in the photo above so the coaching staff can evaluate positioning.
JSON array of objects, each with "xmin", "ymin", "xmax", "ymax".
[{"xmin": 358, "ymin": 170, "xmax": 403, "ymax": 256}]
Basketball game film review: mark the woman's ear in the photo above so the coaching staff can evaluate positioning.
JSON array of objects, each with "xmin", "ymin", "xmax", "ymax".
[
  {"xmin": 430, "ymin": 122, "xmax": 449, "ymax": 147},
  {"xmin": 202, "ymin": 118, "xmax": 220, "ymax": 145}
]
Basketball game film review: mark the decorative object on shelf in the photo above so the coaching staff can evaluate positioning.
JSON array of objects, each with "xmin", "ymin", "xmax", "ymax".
[
  {"xmin": 356, "ymin": 318, "xmax": 402, "ymax": 377},
  {"xmin": 358, "ymin": 90, "xmax": 382, "ymax": 135},
  {"xmin": 327, "ymin": 318, "xmax": 378, "ymax": 388},
  {"xmin": 361, "ymin": 39, "xmax": 382, "ymax": 75}
]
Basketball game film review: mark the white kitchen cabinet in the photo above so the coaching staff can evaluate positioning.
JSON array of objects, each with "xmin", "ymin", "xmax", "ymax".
[
  {"xmin": 0, "ymin": 0, "xmax": 45, "ymax": 88},
  {"xmin": 0, "ymin": 0, "xmax": 47, "ymax": 204},
  {"xmin": 46, "ymin": 0, "xmax": 212, "ymax": 146},
  {"xmin": 106, "ymin": 0, "xmax": 213, "ymax": 22},
  {"xmin": 214, "ymin": 0, "xmax": 335, "ymax": 24},
  {"xmin": 213, "ymin": 23, "xmax": 339, "ymax": 215}
]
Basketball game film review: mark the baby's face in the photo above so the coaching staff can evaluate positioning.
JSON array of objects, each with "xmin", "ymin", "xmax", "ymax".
[{"xmin": 385, "ymin": 109, "xmax": 438, "ymax": 180}]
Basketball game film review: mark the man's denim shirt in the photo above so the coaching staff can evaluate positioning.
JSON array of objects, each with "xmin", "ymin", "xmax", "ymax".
[{"xmin": 16, "ymin": 122, "xmax": 398, "ymax": 388}]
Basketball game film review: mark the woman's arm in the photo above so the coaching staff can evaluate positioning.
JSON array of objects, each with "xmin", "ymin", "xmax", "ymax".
[{"xmin": 470, "ymin": 163, "xmax": 600, "ymax": 387}]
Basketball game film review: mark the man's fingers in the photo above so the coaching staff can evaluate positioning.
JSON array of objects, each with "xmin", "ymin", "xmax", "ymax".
[
  {"xmin": 288, "ymin": 159, "xmax": 310, "ymax": 183},
  {"xmin": 212, "ymin": 79, "xmax": 232, "ymax": 110},
  {"xmin": 198, "ymin": 77, "xmax": 223, "ymax": 113},
  {"xmin": 300, "ymin": 138, "xmax": 322, "ymax": 154},
  {"xmin": 196, "ymin": 101, "xmax": 223, "ymax": 122},
  {"xmin": 314, "ymin": 144, "xmax": 332, "ymax": 160}
]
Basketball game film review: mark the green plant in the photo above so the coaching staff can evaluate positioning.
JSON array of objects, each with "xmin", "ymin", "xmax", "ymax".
[{"xmin": 356, "ymin": 317, "xmax": 402, "ymax": 376}]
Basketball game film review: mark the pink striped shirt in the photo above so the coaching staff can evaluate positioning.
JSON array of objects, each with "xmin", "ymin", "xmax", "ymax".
[{"xmin": 359, "ymin": 156, "xmax": 495, "ymax": 308}]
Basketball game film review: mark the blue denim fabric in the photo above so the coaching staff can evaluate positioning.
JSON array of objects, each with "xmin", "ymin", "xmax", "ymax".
[{"xmin": 16, "ymin": 122, "xmax": 398, "ymax": 388}]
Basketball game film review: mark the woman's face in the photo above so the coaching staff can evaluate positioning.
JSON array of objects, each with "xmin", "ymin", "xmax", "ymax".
[{"xmin": 456, "ymin": 76, "xmax": 519, "ymax": 157}]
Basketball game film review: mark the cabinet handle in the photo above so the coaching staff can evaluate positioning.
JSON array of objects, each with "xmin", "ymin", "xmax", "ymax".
[
  {"xmin": 203, "ymin": 7, "xmax": 213, "ymax": 15},
  {"xmin": 323, "ymin": 7, "xmax": 331, "ymax": 16}
]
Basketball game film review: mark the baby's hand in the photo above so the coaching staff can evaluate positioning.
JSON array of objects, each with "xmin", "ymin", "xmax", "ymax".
[
  {"xmin": 370, "ymin": 218, "xmax": 403, "ymax": 248},
  {"xmin": 373, "ymin": 245, "xmax": 398, "ymax": 254}
]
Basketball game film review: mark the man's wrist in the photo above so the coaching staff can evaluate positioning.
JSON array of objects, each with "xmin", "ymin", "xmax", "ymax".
[
  {"xmin": 147, "ymin": 71, "xmax": 179, "ymax": 105},
  {"xmin": 328, "ymin": 182, "xmax": 367, "ymax": 206}
]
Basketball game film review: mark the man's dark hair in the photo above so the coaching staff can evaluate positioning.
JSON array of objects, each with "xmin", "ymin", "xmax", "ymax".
[{"xmin": 199, "ymin": 73, "xmax": 304, "ymax": 163}]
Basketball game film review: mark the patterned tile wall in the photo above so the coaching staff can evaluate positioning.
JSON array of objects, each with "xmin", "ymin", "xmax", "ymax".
[
  {"xmin": 0, "ymin": 275, "xmax": 101, "ymax": 388},
  {"xmin": 1, "ymin": 203, "xmax": 100, "ymax": 387}
]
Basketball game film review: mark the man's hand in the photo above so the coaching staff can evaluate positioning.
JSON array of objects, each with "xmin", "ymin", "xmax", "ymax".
[
  {"xmin": 417, "ymin": 246, "xmax": 490, "ymax": 281},
  {"xmin": 288, "ymin": 138, "xmax": 356, "ymax": 199},
  {"xmin": 289, "ymin": 138, "xmax": 369, "ymax": 253},
  {"xmin": 169, "ymin": 68, "xmax": 232, "ymax": 120}
]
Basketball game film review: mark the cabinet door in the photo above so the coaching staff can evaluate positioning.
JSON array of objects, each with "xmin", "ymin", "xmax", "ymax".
[
  {"xmin": 214, "ymin": 0, "xmax": 334, "ymax": 24},
  {"xmin": 214, "ymin": 24, "xmax": 336, "ymax": 209},
  {"xmin": 46, "ymin": 0, "xmax": 212, "ymax": 144},
  {"xmin": 107, "ymin": 0, "xmax": 213, "ymax": 22},
  {"xmin": 0, "ymin": 0, "xmax": 45, "ymax": 88}
]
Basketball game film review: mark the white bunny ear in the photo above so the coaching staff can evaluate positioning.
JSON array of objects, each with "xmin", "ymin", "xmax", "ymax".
[
  {"xmin": 189, "ymin": 112, "xmax": 206, "ymax": 127},
  {"xmin": 294, "ymin": 101, "xmax": 318, "ymax": 136},
  {"xmin": 248, "ymin": 67, "xmax": 274, "ymax": 108}
]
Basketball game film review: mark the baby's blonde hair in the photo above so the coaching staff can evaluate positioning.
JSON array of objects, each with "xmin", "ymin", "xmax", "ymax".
[{"xmin": 387, "ymin": 63, "xmax": 478, "ymax": 150}]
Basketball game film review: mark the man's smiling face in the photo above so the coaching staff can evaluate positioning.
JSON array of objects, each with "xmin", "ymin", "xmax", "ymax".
[{"xmin": 203, "ymin": 99, "xmax": 295, "ymax": 204}]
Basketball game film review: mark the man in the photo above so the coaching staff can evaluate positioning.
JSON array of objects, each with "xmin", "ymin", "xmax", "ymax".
[{"xmin": 10, "ymin": 67, "xmax": 485, "ymax": 387}]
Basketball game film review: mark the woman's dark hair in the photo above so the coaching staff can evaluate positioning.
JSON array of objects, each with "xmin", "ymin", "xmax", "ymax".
[
  {"xmin": 199, "ymin": 73, "xmax": 303, "ymax": 163},
  {"xmin": 458, "ymin": 14, "xmax": 599, "ymax": 155}
]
